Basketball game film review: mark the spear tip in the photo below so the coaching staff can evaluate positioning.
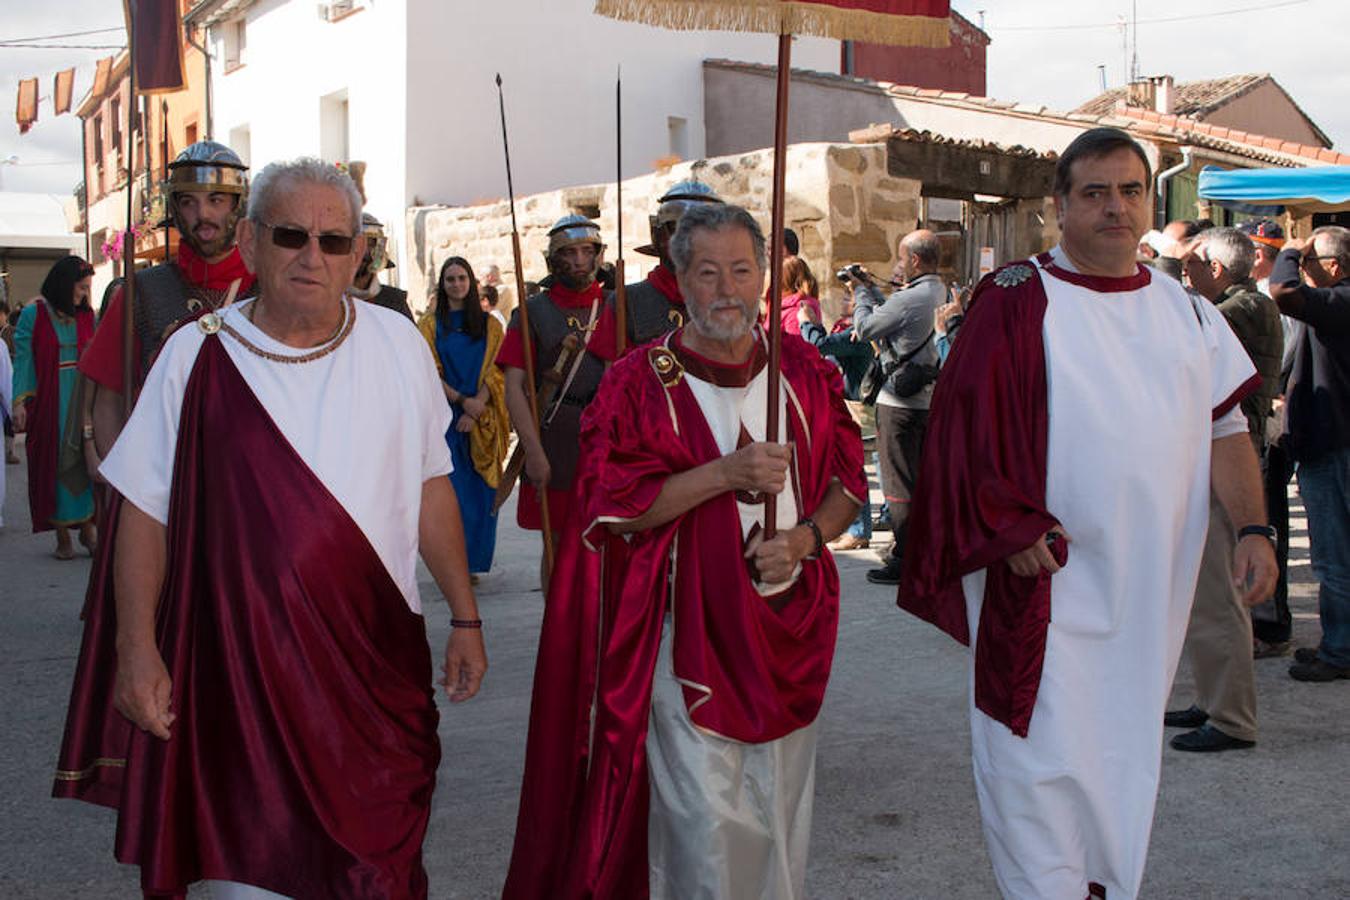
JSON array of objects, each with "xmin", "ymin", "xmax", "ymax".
[{"xmin": 495, "ymin": 72, "xmax": 502, "ymax": 87}]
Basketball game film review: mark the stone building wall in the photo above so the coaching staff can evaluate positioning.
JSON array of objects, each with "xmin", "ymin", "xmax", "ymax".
[{"xmin": 404, "ymin": 142, "xmax": 921, "ymax": 319}]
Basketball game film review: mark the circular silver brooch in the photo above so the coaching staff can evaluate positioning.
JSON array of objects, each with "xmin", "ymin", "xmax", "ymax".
[
  {"xmin": 197, "ymin": 312, "xmax": 223, "ymax": 335},
  {"xmin": 993, "ymin": 264, "xmax": 1033, "ymax": 288}
]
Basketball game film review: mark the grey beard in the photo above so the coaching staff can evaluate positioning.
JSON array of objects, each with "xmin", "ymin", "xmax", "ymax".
[{"xmin": 688, "ymin": 299, "xmax": 755, "ymax": 342}]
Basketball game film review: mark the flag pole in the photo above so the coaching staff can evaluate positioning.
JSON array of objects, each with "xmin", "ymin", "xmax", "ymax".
[
  {"xmin": 762, "ymin": 29, "xmax": 791, "ymax": 540},
  {"xmin": 613, "ymin": 67, "xmax": 627, "ymax": 356},
  {"xmin": 121, "ymin": 6, "xmax": 138, "ymax": 417},
  {"xmin": 496, "ymin": 73, "xmax": 555, "ymax": 578}
]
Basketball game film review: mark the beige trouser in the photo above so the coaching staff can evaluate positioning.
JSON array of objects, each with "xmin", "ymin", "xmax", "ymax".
[{"xmin": 1180, "ymin": 492, "xmax": 1258, "ymax": 741}]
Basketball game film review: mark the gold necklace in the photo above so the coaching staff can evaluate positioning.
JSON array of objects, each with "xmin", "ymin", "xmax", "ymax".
[{"xmin": 216, "ymin": 296, "xmax": 356, "ymax": 364}]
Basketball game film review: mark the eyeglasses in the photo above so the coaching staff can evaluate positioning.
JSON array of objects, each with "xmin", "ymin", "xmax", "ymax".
[{"xmin": 258, "ymin": 221, "xmax": 357, "ymax": 255}]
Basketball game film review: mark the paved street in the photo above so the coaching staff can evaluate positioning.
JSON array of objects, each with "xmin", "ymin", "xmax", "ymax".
[{"xmin": 2, "ymin": 440, "xmax": 1348, "ymax": 898}]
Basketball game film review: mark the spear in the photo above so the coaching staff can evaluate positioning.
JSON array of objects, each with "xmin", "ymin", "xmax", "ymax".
[
  {"xmin": 613, "ymin": 67, "xmax": 627, "ymax": 356},
  {"xmin": 496, "ymin": 73, "xmax": 554, "ymax": 577}
]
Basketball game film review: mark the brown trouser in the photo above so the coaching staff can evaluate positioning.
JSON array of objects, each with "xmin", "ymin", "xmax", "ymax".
[{"xmin": 1180, "ymin": 492, "xmax": 1258, "ymax": 741}]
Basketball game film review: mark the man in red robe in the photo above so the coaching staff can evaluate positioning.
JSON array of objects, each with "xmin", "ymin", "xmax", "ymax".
[
  {"xmin": 54, "ymin": 158, "xmax": 486, "ymax": 899},
  {"xmin": 503, "ymin": 203, "xmax": 864, "ymax": 899}
]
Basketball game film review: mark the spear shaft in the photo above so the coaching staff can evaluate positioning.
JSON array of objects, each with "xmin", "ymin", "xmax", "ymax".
[
  {"xmin": 495, "ymin": 73, "xmax": 554, "ymax": 576},
  {"xmin": 613, "ymin": 68, "xmax": 627, "ymax": 356}
]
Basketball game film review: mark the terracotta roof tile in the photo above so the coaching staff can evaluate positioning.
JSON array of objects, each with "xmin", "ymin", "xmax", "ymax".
[
  {"xmin": 1318, "ymin": 148, "xmax": 1340, "ymax": 162},
  {"xmin": 1072, "ymin": 73, "xmax": 1269, "ymax": 117}
]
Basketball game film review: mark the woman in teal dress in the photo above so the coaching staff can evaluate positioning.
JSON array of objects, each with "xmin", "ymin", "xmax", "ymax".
[
  {"xmin": 417, "ymin": 257, "xmax": 510, "ymax": 575},
  {"xmin": 11, "ymin": 255, "xmax": 97, "ymax": 558}
]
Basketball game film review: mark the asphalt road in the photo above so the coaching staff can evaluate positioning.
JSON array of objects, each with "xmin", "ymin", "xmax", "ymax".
[{"xmin": 2, "ymin": 442, "xmax": 1347, "ymax": 898}]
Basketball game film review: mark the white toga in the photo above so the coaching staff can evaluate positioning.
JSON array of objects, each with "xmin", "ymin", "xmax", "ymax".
[{"xmin": 962, "ymin": 247, "xmax": 1254, "ymax": 900}]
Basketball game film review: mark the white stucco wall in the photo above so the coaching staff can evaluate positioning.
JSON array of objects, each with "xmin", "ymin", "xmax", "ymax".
[
  {"xmin": 207, "ymin": 0, "xmax": 410, "ymax": 277},
  {"xmin": 404, "ymin": 0, "xmax": 839, "ymax": 208}
]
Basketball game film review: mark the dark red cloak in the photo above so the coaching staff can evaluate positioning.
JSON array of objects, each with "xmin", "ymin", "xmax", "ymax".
[
  {"xmin": 896, "ymin": 262, "xmax": 1067, "ymax": 737},
  {"xmin": 23, "ymin": 301, "xmax": 94, "ymax": 532},
  {"xmin": 502, "ymin": 329, "xmax": 864, "ymax": 899},
  {"xmin": 53, "ymin": 335, "xmax": 440, "ymax": 899}
]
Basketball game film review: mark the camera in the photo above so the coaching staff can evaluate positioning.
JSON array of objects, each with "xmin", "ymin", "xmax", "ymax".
[{"xmin": 835, "ymin": 263, "xmax": 870, "ymax": 285}]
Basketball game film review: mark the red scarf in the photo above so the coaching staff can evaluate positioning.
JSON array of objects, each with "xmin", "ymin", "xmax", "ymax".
[
  {"xmin": 547, "ymin": 279, "xmax": 603, "ymax": 309},
  {"xmin": 645, "ymin": 264, "xmax": 683, "ymax": 305},
  {"xmin": 176, "ymin": 241, "xmax": 255, "ymax": 293}
]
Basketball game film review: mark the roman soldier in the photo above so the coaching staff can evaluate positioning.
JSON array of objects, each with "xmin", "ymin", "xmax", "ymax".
[
  {"xmin": 79, "ymin": 140, "xmax": 256, "ymax": 458},
  {"xmin": 350, "ymin": 212, "xmax": 413, "ymax": 320},
  {"xmin": 618, "ymin": 179, "xmax": 724, "ymax": 348},
  {"xmin": 496, "ymin": 214, "xmax": 617, "ymax": 566}
]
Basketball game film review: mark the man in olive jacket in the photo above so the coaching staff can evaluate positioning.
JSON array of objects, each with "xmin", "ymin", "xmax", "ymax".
[{"xmin": 1166, "ymin": 226, "xmax": 1283, "ymax": 752}]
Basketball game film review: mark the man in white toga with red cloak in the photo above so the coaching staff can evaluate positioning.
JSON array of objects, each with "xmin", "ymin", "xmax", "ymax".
[{"xmin": 899, "ymin": 127, "xmax": 1277, "ymax": 899}]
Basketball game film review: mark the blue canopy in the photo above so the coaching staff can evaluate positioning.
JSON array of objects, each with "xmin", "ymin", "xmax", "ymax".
[{"xmin": 1198, "ymin": 165, "xmax": 1350, "ymax": 216}]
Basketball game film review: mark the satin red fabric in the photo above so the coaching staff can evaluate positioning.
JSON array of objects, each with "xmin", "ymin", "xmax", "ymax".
[
  {"xmin": 24, "ymin": 301, "xmax": 93, "ymax": 532},
  {"xmin": 503, "ymin": 331, "xmax": 864, "ymax": 899},
  {"xmin": 897, "ymin": 264, "xmax": 1065, "ymax": 737},
  {"xmin": 54, "ymin": 336, "xmax": 440, "ymax": 899}
]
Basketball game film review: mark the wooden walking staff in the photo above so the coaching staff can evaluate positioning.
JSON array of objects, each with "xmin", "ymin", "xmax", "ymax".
[
  {"xmin": 121, "ymin": 9, "xmax": 138, "ymax": 418},
  {"xmin": 592, "ymin": 0, "xmax": 951, "ymax": 538},
  {"xmin": 495, "ymin": 73, "xmax": 555, "ymax": 577},
  {"xmin": 613, "ymin": 68, "xmax": 628, "ymax": 356}
]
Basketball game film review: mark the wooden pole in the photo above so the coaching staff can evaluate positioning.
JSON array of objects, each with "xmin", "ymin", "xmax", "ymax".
[
  {"xmin": 762, "ymin": 31, "xmax": 791, "ymax": 540},
  {"xmin": 121, "ymin": 11, "xmax": 137, "ymax": 417},
  {"xmin": 613, "ymin": 68, "xmax": 627, "ymax": 356},
  {"xmin": 496, "ymin": 74, "xmax": 554, "ymax": 577}
]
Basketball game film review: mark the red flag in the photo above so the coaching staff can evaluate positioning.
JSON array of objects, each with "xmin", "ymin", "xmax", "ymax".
[
  {"xmin": 16, "ymin": 77, "xmax": 38, "ymax": 134},
  {"xmin": 53, "ymin": 68, "xmax": 76, "ymax": 116},
  {"xmin": 123, "ymin": 0, "xmax": 186, "ymax": 93},
  {"xmin": 594, "ymin": 0, "xmax": 950, "ymax": 46}
]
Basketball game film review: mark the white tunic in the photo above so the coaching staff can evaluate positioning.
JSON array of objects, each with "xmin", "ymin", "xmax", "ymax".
[
  {"xmin": 100, "ymin": 298, "xmax": 453, "ymax": 613},
  {"xmin": 962, "ymin": 248, "xmax": 1254, "ymax": 900},
  {"xmin": 646, "ymin": 364, "xmax": 816, "ymax": 900}
]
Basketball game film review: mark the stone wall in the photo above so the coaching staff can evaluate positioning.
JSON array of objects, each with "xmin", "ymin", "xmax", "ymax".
[{"xmin": 404, "ymin": 142, "xmax": 921, "ymax": 319}]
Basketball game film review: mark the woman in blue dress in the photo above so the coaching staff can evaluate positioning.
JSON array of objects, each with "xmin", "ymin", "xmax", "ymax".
[{"xmin": 418, "ymin": 257, "xmax": 509, "ymax": 575}]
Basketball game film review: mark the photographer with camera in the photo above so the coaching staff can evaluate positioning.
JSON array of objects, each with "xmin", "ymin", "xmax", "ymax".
[{"xmin": 843, "ymin": 228, "xmax": 946, "ymax": 585}]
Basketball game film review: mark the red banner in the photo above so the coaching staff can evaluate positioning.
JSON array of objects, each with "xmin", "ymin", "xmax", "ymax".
[
  {"xmin": 16, "ymin": 77, "xmax": 38, "ymax": 134},
  {"xmin": 91, "ymin": 56, "xmax": 114, "ymax": 98},
  {"xmin": 124, "ymin": 0, "xmax": 186, "ymax": 94},
  {"xmin": 594, "ymin": 0, "xmax": 951, "ymax": 47}
]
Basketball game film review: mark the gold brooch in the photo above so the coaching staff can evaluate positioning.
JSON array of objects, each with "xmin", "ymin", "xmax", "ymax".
[
  {"xmin": 648, "ymin": 346, "xmax": 683, "ymax": 387},
  {"xmin": 993, "ymin": 265, "xmax": 1033, "ymax": 288},
  {"xmin": 668, "ymin": 309, "xmax": 685, "ymax": 327},
  {"xmin": 197, "ymin": 312, "xmax": 222, "ymax": 335}
]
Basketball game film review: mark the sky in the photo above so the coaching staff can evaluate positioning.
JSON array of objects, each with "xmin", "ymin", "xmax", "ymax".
[{"xmin": 2, "ymin": 0, "xmax": 1348, "ymax": 196}]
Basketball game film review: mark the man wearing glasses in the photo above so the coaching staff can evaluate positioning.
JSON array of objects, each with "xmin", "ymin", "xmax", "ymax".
[
  {"xmin": 1270, "ymin": 226, "xmax": 1350, "ymax": 682},
  {"xmin": 56, "ymin": 158, "xmax": 486, "ymax": 899}
]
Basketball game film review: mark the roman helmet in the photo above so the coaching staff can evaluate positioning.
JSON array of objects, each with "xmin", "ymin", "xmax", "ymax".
[
  {"xmin": 360, "ymin": 212, "xmax": 395, "ymax": 275},
  {"xmin": 636, "ymin": 179, "xmax": 724, "ymax": 257},
  {"xmin": 163, "ymin": 140, "xmax": 249, "ymax": 258},
  {"xmin": 544, "ymin": 213, "xmax": 605, "ymax": 269}
]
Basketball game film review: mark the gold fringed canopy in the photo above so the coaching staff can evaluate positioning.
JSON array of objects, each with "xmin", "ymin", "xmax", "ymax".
[{"xmin": 594, "ymin": 0, "xmax": 951, "ymax": 48}]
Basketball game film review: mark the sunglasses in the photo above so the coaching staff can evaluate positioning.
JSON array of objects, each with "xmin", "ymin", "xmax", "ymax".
[{"xmin": 258, "ymin": 221, "xmax": 357, "ymax": 255}]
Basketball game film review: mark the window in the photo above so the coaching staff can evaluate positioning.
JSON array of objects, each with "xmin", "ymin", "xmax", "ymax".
[
  {"xmin": 224, "ymin": 18, "xmax": 247, "ymax": 71},
  {"xmin": 110, "ymin": 97, "xmax": 123, "ymax": 156},
  {"xmin": 228, "ymin": 124, "xmax": 251, "ymax": 166},
  {"xmin": 319, "ymin": 90, "xmax": 349, "ymax": 163},
  {"xmin": 667, "ymin": 116, "xmax": 689, "ymax": 161},
  {"xmin": 92, "ymin": 114, "xmax": 104, "ymax": 166},
  {"xmin": 185, "ymin": 121, "xmax": 198, "ymax": 147}
]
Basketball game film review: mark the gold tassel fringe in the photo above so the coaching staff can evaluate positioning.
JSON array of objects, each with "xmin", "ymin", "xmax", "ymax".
[{"xmin": 594, "ymin": 0, "xmax": 951, "ymax": 48}]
